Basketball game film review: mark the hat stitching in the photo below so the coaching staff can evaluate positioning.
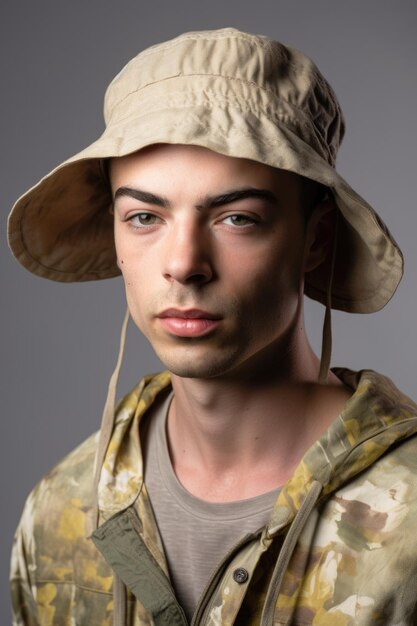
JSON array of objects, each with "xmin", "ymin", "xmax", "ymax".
[
  {"xmin": 106, "ymin": 81, "xmax": 335, "ymax": 164},
  {"xmin": 108, "ymin": 90, "xmax": 313, "ymax": 135},
  {"xmin": 108, "ymin": 72, "xmax": 338, "ymax": 135}
]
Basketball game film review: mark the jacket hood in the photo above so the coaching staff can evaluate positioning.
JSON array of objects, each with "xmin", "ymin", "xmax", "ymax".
[
  {"xmin": 266, "ymin": 368, "xmax": 417, "ymax": 535},
  {"xmin": 94, "ymin": 368, "xmax": 417, "ymax": 531}
]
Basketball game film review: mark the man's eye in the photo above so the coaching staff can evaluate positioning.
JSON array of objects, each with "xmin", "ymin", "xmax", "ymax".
[
  {"xmin": 129, "ymin": 213, "xmax": 160, "ymax": 227},
  {"xmin": 222, "ymin": 214, "xmax": 256, "ymax": 226}
]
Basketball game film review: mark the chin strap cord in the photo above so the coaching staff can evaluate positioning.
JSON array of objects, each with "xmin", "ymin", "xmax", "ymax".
[
  {"xmin": 260, "ymin": 480, "xmax": 323, "ymax": 626},
  {"xmin": 87, "ymin": 309, "xmax": 130, "ymax": 625},
  {"xmin": 318, "ymin": 303, "xmax": 332, "ymax": 384},
  {"xmin": 91, "ymin": 307, "xmax": 130, "ymax": 529},
  {"xmin": 318, "ymin": 210, "xmax": 339, "ymax": 384}
]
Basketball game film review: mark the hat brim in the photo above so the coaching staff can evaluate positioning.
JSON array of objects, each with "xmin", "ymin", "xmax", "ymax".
[{"xmin": 7, "ymin": 100, "xmax": 403, "ymax": 313}]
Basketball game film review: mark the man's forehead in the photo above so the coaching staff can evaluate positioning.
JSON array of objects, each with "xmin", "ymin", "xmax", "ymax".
[
  {"xmin": 109, "ymin": 144, "xmax": 304, "ymax": 185},
  {"xmin": 109, "ymin": 144, "xmax": 313, "ymax": 211}
]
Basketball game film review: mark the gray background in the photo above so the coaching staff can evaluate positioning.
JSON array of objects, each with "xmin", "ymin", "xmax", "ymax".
[{"xmin": 1, "ymin": 1, "xmax": 416, "ymax": 621}]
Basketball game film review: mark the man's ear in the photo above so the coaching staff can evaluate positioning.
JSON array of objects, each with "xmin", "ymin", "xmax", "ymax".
[{"xmin": 303, "ymin": 197, "xmax": 337, "ymax": 274}]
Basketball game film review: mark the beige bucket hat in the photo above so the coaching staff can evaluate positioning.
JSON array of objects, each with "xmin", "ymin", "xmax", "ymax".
[{"xmin": 8, "ymin": 27, "xmax": 403, "ymax": 313}]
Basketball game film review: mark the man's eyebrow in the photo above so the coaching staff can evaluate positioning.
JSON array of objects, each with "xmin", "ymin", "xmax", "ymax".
[
  {"xmin": 114, "ymin": 187, "xmax": 170, "ymax": 207},
  {"xmin": 113, "ymin": 186, "xmax": 278, "ymax": 209},
  {"xmin": 203, "ymin": 188, "xmax": 278, "ymax": 209}
]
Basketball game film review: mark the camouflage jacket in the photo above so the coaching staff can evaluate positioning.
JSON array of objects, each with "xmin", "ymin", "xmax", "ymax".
[{"xmin": 11, "ymin": 369, "xmax": 417, "ymax": 625}]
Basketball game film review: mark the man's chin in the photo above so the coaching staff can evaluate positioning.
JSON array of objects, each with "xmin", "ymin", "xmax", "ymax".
[
  {"xmin": 157, "ymin": 351, "xmax": 241, "ymax": 380},
  {"xmin": 163, "ymin": 362, "xmax": 229, "ymax": 380}
]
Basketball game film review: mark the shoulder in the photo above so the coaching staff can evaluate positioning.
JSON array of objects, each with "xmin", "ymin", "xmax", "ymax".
[
  {"xmin": 13, "ymin": 373, "xmax": 169, "ymax": 580},
  {"xmin": 13, "ymin": 427, "xmax": 102, "ymax": 592},
  {"xmin": 11, "ymin": 425, "xmax": 115, "ymax": 623},
  {"xmin": 332, "ymin": 367, "xmax": 417, "ymax": 525},
  {"xmin": 335, "ymin": 432, "xmax": 417, "ymax": 514},
  {"xmin": 317, "ymin": 432, "xmax": 417, "ymax": 575},
  {"xmin": 24, "ymin": 373, "xmax": 171, "ymax": 509},
  {"xmin": 19, "ymin": 428, "xmax": 99, "ymax": 538}
]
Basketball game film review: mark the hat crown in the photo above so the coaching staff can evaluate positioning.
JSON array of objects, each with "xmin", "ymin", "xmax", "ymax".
[{"xmin": 104, "ymin": 28, "xmax": 345, "ymax": 166}]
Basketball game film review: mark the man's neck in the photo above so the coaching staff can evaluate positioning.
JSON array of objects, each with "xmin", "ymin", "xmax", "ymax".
[{"xmin": 166, "ymin": 339, "xmax": 352, "ymax": 503}]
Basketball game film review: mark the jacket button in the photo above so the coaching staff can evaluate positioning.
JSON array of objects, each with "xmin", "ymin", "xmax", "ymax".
[{"xmin": 233, "ymin": 567, "xmax": 249, "ymax": 584}]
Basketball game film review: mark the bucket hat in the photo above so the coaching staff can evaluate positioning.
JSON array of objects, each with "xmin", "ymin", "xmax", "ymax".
[{"xmin": 7, "ymin": 27, "xmax": 403, "ymax": 313}]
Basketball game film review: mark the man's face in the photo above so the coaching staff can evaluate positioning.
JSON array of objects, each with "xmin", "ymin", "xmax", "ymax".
[{"xmin": 111, "ymin": 144, "xmax": 317, "ymax": 380}]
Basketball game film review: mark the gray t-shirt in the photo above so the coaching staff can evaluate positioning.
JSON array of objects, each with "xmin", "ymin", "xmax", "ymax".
[{"xmin": 143, "ymin": 392, "xmax": 280, "ymax": 622}]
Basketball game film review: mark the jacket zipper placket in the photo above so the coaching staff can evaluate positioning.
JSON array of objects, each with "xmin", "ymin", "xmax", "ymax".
[{"xmin": 126, "ymin": 507, "xmax": 189, "ymax": 626}]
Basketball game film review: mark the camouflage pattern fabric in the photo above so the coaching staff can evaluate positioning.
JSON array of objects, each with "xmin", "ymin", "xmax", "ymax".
[{"xmin": 10, "ymin": 369, "xmax": 417, "ymax": 625}]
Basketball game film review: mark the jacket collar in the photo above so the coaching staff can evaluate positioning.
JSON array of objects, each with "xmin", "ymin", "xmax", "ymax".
[{"xmin": 95, "ymin": 369, "xmax": 417, "ymax": 531}]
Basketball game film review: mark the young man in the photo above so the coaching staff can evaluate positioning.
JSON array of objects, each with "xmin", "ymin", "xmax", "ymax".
[{"xmin": 8, "ymin": 28, "xmax": 417, "ymax": 626}]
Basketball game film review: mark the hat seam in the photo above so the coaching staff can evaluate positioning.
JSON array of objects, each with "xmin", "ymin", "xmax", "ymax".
[
  {"xmin": 105, "ymin": 30, "xmax": 270, "ymax": 104},
  {"xmin": 108, "ymin": 71, "xmax": 335, "ymax": 134},
  {"xmin": 106, "ymin": 77, "xmax": 334, "ymax": 164}
]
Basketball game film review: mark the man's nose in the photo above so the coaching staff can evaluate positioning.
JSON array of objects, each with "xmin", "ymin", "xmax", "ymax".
[{"xmin": 162, "ymin": 221, "xmax": 213, "ymax": 285}]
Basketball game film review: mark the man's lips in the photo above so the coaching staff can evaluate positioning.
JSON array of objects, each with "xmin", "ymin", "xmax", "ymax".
[
  {"xmin": 156, "ymin": 309, "xmax": 222, "ymax": 337},
  {"xmin": 157, "ymin": 308, "xmax": 221, "ymax": 320}
]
